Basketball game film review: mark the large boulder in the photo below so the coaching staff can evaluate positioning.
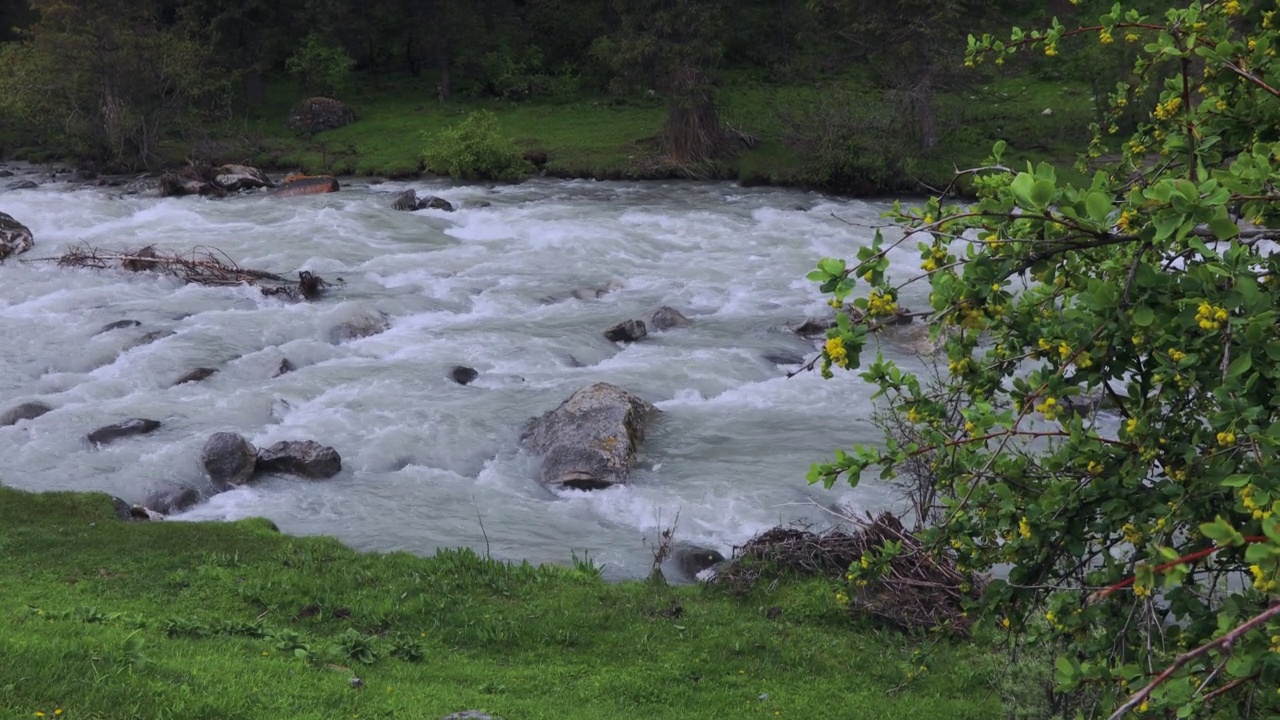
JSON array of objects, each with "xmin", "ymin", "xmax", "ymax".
[
  {"xmin": 256, "ymin": 440, "xmax": 342, "ymax": 479},
  {"xmin": 451, "ymin": 366, "xmax": 479, "ymax": 385},
  {"xmin": 0, "ymin": 401, "xmax": 52, "ymax": 426},
  {"xmin": 418, "ymin": 195, "xmax": 454, "ymax": 212},
  {"xmin": 86, "ymin": 418, "xmax": 161, "ymax": 446},
  {"xmin": 521, "ymin": 383, "xmax": 658, "ymax": 490},
  {"xmin": 214, "ymin": 164, "xmax": 274, "ymax": 192},
  {"xmin": 285, "ymin": 97, "xmax": 357, "ymax": 134},
  {"xmin": 390, "ymin": 189, "xmax": 454, "ymax": 212},
  {"xmin": 271, "ymin": 174, "xmax": 340, "ymax": 198},
  {"xmin": 673, "ymin": 545, "xmax": 726, "ymax": 580},
  {"xmin": 201, "ymin": 432, "xmax": 258, "ymax": 492},
  {"xmin": 0, "ymin": 211, "xmax": 35, "ymax": 262},
  {"xmin": 391, "ymin": 189, "xmax": 420, "ymax": 211}
]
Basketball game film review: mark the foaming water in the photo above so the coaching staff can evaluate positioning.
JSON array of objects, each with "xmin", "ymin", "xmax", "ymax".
[{"xmin": 0, "ymin": 174, "xmax": 928, "ymax": 578}]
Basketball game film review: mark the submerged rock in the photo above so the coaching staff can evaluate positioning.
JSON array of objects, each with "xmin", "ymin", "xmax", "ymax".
[
  {"xmin": 159, "ymin": 169, "xmax": 226, "ymax": 198},
  {"xmin": 143, "ymin": 482, "xmax": 203, "ymax": 515},
  {"xmin": 451, "ymin": 366, "xmax": 479, "ymax": 385},
  {"xmin": 0, "ymin": 401, "xmax": 52, "ymax": 426},
  {"xmin": 328, "ymin": 311, "xmax": 390, "ymax": 344},
  {"xmin": 418, "ymin": 195, "xmax": 454, "ymax": 212},
  {"xmin": 6, "ymin": 179, "xmax": 38, "ymax": 190},
  {"xmin": 522, "ymin": 382, "xmax": 658, "ymax": 490},
  {"xmin": 0, "ymin": 211, "xmax": 35, "ymax": 262},
  {"xmin": 86, "ymin": 418, "xmax": 161, "ymax": 446},
  {"xmin": 97, "ymin": 319, "xmax": 142, "ymax": 334},
  {"xmin": 201, "ymin": 432, "xmax": 258, "ymax": 491},
  {"xmin": 604, "ymin": 319, "xmax": 647, "ymax": 343},
  {"xmin": 275, "ymin": 358, "xmax": 296, "ymax": 377},
  {"xmin": 651, "ymin": 305, "xmax": 694, "ymax": 331},
  {"xmin": 172, "ymin": 367, "xmax": 218, "ymax": 386},
  {"xmin": 763, "ymin": 351, "xmax": 806, "ymax": 366},
  {"xmin": 256, "ymin": 440, "xmax": 342, "ymax": 479}
]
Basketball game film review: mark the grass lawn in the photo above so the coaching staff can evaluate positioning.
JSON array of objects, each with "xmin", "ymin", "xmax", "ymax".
[
  {"xmin": 213, "ymin": 71, "xmax": 1094, "ymax": 193},
  {"xmin": 0, "ymin": 486, "xmax": 1025, "ymax": 720}
]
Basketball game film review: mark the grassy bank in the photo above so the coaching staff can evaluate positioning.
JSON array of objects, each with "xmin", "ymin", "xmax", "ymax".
[
  {"xmin": 0, "ymin": 486, "xmax": 1031, "ymax": 719},
  {"xmin": 174, "ymin": 73, "xmax": 1093, "ymax": 193}
]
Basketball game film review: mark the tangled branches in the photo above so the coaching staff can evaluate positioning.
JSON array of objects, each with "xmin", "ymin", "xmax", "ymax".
[
  {"xmin": 28, "ymin": 243, "xmax": 335, "ymax": 301},
  {"xmin": 714, "ymin": 512, "xmax": 982, "ymax": 635}
]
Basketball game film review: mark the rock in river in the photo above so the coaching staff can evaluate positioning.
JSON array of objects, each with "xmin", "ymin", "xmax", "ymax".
[
  {"xmin": 1, "ymin": 401, "xmax": 52, "ymax": 426},
  {"xmin": 143, "ymin": 482, "xmax": 203, "ymax": 515},
  {"xmin": 256, "ymin": 440, "xmax": 342, "ymax": 479},
  {"xmin": 651, "ymin": 305, "xmax": 694, "ymax": 331},
  {"xmin": 521, "ymin": 382, "xmax": 658, "ymax": 490},
  {"xmin": 201, "ymin": 432, "xmax": 258, "ymax": 492},
  {"xmin": 86, "ymin": 418, "xmax": 161, "ymax": 446},
  {"xmin": 604, "ymin": 319, "xmax": 647, "ymax": 343},
  {"xmin": 272, "ymin": 174, "xmax": 339, "ymax": 197},
  {"xmin": 0, "ymin": 211, "xmax": 35, "ymax": 262},
  {"xmin": 172, "ymin": 367, "xmax": 218, "ymax": 386},
  {"xmin": 451, "ymin": 366, "xmax": 479, "ymax": 385}
]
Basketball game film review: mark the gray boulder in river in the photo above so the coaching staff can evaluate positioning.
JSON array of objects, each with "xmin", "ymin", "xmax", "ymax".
[
  {"xmin": 256, "ymin": 440, "xmax": 342, "ymax": 479},
  {"xmin": 86, "ymin": 418, "xmax": 161, "ymax": 446},
  {"xmin": 1, "ymin": 401, "xmax": 52, "ymax": 426},
  {"xmin": 651, "ymin": 305, "xmax": 694, "ymax": 331},
  {"xmin": 521, "ymin": 382, "xmax": 658, "ymax": 490},
  {"xmin": 0, "ymin": 211, "xmax": 35, "ymax": 262},
  {"xmin": 143, "ymin": 482, "xmax": 203, "ymax": 515},
  {"xmin": 201, "ymin": 432, "xmax": 258, "ymax": 492}
]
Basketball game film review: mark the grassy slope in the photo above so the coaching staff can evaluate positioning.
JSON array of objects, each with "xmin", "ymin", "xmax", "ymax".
[
  {"xmin": 0, "ymin": 487, "xmax": 1014, "ymax": 720},
  {"xmin": 223, "ymin": 72, "xmax": 1093, "ymax": 191}
]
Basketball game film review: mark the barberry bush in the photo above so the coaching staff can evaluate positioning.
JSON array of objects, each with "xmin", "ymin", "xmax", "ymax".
[{"xmin": 809, "ymin": 1, "xmax": 1280, "ymax": 716}]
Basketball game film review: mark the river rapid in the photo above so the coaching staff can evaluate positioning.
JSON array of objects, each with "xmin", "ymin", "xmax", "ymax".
[{"xmin": 0, "ymin": 169, "xmax": 934, "ymax": 579}]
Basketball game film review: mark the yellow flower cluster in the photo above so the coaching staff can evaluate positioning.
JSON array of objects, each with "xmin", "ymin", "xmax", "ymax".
[
  {"xmin": 866, "ymin": 290, "xmax": 898, "ymax": 317},
  {"xmin": 1126, "ymin": 418, "xmax": 1139, "ymax": 436},
  {"xmin": 825, "ymin": 336, "xmax": 849, "ymax": 368},
  {"xmin": 1168, "ymin": 348, "xmax": 1186, "ymax": 362},
  {"xmin": 920, "ymin": 244, "xmax": 949, "ymax": 272},
  {"xmin": 1196, "ymin": 302, "xmax": 1228, "ymax": 331},
  {"xmin": 1249, "ymin": 564, "xmax": 1276, "ymax": 593},
  {"xmin": 1087, "ymin": 460, "xmax": 1104, "ymax": 475},
  {"xmin": 1217, "ymin": 430, "xmax": 1237, "ymax": 446},
  {"xmin": 1133, "ymin": 580, "xmax": 1152, "ymax": 598},
  {"xmin": 1125, "ymin": 32, "xmax": 1140, "ymax": 43},
  {"xmin": 948, "ymin": 357, "xmax": 972, "ymax": 376},
  {"xmin": 1224, "ymin": 0, "xmax": 1241, "ymax": 16},
  {"xmin": 1121, "ymin": 523, "xmax": 1143, "ymax": 544},
  {"xmin": 1099, "ymin": 29, "xmax": 1114, "ymax": 44},
  {"xmin": 1044, "ymin": 44, "xmax": 1058, "ymax": 57},
  {"xmin": 1154, "ymin": 96, "xmax": 1183, "ymax": 121},
  {"xmin": 1018, "ymin": 516, "xmax": 1032, "ymax": 539},
  {"xmin": 834, "ymin": 588, "xmax": 850, "ymax": 607},
  {"xmin": 1242, "ymin": 485, "xmax": 1274, "ymax": 520},
  {"xmin": 1035, "ymin": 396, "xmax": 1059, "ymax": 421},
  {"xmin": 1117, "ymin": 208, "xmax": 1138, "ymax": 232}
]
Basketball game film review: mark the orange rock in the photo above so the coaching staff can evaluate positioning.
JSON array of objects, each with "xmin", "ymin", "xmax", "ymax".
[{"xmin": 271, "ymin": 175, "xmax": 340, "ymax": 197}]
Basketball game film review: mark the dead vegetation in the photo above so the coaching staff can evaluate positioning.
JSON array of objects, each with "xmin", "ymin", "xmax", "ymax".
[
  {"xmin": 26, "ymin": 243, "xmax": 336, "ymax": 301},
  {"xmin": 713, "ymin": 511, "xmax": 982, "ymax": 636}
]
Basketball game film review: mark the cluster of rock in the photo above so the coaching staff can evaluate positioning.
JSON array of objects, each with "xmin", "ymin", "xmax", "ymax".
[
  {"xmin": 604, "ymin": 305, "xmax": 694, "ymax": 343},
  {"xmin": 391, "ymin": 188, "xmax": 455, "ymax": 212},
  {"xmin": 159, "ymin": 164, "xmax": 340, "ymax": 199}
]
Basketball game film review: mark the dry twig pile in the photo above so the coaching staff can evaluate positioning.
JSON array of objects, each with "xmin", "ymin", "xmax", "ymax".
[
  {"xmin": 27, "ymin": 244, "xmax": 334, "ymax": 301},
  {"xmin": 714, "ymin": 511, "xmax": 982, "ymax": 635}
]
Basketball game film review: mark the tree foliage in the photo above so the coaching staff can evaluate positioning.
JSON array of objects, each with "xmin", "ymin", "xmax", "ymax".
[
  {"xmin": 810, "ymin": 1, "xmax": 1280, "ymax": 716},
  {"xmin": 420, "ymin": 109, "xmax": 533, "ymax": 182}
]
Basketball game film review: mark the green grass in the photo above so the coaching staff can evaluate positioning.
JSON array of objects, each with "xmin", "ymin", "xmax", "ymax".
[
  {"xmin": 0, "ymin": 486, "xmax": 1021, "ymax": 720},
  {"xmin": 208, "ymin": 72, "xmax": 1093, "ymax": 193}
]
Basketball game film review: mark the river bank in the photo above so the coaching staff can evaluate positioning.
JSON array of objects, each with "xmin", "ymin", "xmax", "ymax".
[
  {"xmin": 0, "ymin": 75, "xmax": 1094, "ymax": 196},
  {"xmin": 0, "ymin": 485, "xmax": 1040, "ymax": 719}
]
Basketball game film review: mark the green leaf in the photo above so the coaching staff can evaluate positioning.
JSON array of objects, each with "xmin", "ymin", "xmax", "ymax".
[
  {"xmin": 1010, "ymin": 173, "xmax": 1035, "ymax": 209},
  {"xmin": 805, "ymin": 270, "xmax": 829, "ymax": 282},
  {"xmin": 1085, "ymin": 192, "xmax": 1112, "ymax": 224},
  {"xmin": 1221, "ymin": 474, "xmax": 1252, "ymax": 488},
  {"xmin": 1132, "ymin": 306, "xmax": 1155, "ymax": 327},
  {"xmin": 1207, "ymin": 216, "xmax": 1240, "ymax": 240},
  {"xmin": 817, "ymin": 258, "xmax": 845, "ymax": 276},
  {"xmin": 1029, "ymin": 179, "xmax": 1055, "ymax": 207},
  {"xmin": 1226, "ymin": 353, "xmax": 1252, "ymax": 378}
]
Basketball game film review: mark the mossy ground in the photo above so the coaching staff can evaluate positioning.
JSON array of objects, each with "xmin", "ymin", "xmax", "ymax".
[
  {"xmin": 0, "ymin": 486, "xmax": 1029, "ymax": 720},
  {"xmin": 197, "ymin": 72, "xmax": 1093, "ymax": 193}
]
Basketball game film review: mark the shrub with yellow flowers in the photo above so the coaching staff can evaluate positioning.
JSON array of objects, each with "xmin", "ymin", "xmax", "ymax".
[{"xmin": 805, "ymin": 2, "xmax": 1280, "ymax": 717}]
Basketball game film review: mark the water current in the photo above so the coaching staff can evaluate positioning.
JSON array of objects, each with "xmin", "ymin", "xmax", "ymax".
[{"xmin": 0, "ymin": 169, "xmax": 934, "ymax": 579}]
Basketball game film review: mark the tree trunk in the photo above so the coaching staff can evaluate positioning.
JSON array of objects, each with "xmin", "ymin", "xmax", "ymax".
[{"xmin": 663, "ymin": 65, "xmax": 722, "ymax": 166}]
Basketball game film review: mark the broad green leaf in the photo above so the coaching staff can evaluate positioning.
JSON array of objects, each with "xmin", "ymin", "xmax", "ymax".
[
  {"xmin": 1226, "ymin": 353, "xmax": 1251, "ymax": 378},
  {"xmin": 1132, "ymin": 306, "xmax": 1155, "ymax": 327},
  {"xmin": 1085, "ymin": 192, "xmax": 1112, "ymax": 224}
]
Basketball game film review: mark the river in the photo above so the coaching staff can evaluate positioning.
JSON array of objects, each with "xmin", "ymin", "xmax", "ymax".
[{"xmin": 0, "ymin": 169, "xmax": 933, "ymax": 579}]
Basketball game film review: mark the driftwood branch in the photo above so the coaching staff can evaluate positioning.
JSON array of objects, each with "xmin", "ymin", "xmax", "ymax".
[{"xmin": 23, "ymin": 243, "xmax": 338, "ymax": 301}]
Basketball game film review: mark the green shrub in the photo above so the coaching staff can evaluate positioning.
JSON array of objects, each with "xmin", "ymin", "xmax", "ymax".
[
  {"xmin": 421, "ymin": 110, "xmax": 534, "ymax": 182},
  {"xmin": 285, "ymin": 32, "xmax": 356, "ymax": 97}
]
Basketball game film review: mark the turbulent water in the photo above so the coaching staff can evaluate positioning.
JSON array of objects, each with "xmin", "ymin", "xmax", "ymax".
[{"xmin": 0, "ymin": 169, "xmax": 935, "ymax": 579}]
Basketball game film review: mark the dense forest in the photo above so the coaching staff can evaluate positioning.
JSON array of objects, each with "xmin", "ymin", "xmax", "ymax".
[{"xmin": 0, "ymin": 0, "xmax": 1185, "ymax": 183}]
